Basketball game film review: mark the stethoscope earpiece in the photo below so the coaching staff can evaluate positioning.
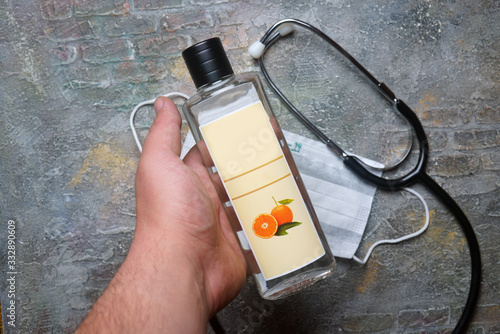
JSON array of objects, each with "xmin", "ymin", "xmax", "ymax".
[
  {"xmin": 248, "ymin": 41, "xmax": 265, "ymax": 59},
  {"xmin": 249, "ymin": 22, "xmax": 295, "ymax": 59},
  {"xmin": 275, "ymin": 22, "xmax": 295, "ymax": 37}
]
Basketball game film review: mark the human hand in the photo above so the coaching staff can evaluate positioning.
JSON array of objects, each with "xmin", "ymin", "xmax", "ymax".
[
  {"xmin": 134, "ymin": 96, "xmax": 247, "ymax": 313},
  {"xmin": 77, "ymin": 97, "xmax": 247, "ymax": 333}
]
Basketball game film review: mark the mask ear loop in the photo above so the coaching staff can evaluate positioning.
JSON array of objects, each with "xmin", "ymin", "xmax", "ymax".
[
  {"xmin": 347, "ymin": 155, "xmax": 431, "ymax": 264},
  {"xmin": 352, "ymin": 187, "xmax": 430, "ymax": 264},
  {"xmin": 130, "ymin": 92, "xmax": 190, "ymax": 153}
]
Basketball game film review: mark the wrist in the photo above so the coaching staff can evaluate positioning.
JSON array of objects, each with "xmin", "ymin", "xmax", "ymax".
[
  {"xmin": 125, "ymin": 228, "xmax": 211, "ymax": 329},
  {"xmin": 77, "ymin": 228, "xmax": 210, "ymax": 333}
]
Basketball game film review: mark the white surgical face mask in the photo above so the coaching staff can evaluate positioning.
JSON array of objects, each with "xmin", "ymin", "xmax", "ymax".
[
  {"xmin": 133, "ymin": 94, "xmax": 430, "ymax": 265},
  {"xmin": 279, "ymin": 131, "xmax": 429, "ymax": 264},
  {"xmin": 280, "ymin": 130, "xmax": 383, "ymax": 259}
]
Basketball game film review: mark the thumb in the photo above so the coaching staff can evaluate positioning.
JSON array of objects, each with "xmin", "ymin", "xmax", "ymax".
[{"xmin": 141, "ymin": 97, "xmax": 182, "ymax": 158}]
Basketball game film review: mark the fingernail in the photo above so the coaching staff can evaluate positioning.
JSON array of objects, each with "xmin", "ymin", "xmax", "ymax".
[{"xmin": 154, "ymin": 97, "xmax": 164, "ymax": 113}]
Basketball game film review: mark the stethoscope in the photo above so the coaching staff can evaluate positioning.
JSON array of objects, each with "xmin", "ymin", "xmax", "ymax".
[{"xmin": 249, "ymin": 19, "xmax": 481, "ymax": 334}]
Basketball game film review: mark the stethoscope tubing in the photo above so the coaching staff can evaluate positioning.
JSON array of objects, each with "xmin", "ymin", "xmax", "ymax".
[
  {"xmin": 418, "ymin": 173, "xmax": 481, "ymax": 334},
  {"xmin": 256, "ymin": 18, "xmax": 481, "ymax": 334}
]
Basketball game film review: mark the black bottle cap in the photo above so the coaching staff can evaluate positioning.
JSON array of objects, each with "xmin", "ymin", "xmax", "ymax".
[{"xmin": 182, "ymin": 37, "xmax": 234, "ymax": 89}]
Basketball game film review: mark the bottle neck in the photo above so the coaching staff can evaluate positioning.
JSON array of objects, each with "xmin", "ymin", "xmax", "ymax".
[{"xmin": 197, "ymin": 74, "xmax": 235, "ymax": 93}]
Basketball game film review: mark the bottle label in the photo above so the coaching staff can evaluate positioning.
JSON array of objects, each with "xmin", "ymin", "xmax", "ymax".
[{"xmin": 200, "ymin": 101, "xmax": 325, "ymax": 280}]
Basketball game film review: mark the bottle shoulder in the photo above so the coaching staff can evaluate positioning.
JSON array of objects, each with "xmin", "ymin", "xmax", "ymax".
[
  {"xmin": 186, "ymin": 73, "xmax": 262, "ymax": 104},
  {"xmin": 183, "ymin": 73, "xmax": 268, "ymax": 126}
]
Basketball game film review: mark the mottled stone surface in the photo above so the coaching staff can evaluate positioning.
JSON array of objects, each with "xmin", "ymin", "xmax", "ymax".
[{"xmin": 0, "ymin": 0, "xmax": 498, "ymax": 333}]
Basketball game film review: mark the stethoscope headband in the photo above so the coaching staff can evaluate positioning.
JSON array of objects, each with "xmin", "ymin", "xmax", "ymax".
[{"xmin": 249, "ymin": 19, "xmax": 429, "ymax": 189}]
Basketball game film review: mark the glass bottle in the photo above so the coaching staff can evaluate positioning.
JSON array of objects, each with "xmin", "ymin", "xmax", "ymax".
[{"xmin": 181, "ymin": 37, "xmax": 335, "ymax": 300}]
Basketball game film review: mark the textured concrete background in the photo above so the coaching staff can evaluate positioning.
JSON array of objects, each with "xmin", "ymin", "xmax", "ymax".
[{"xmin": 0, "ymin": 0, "xmax": 499, "ymax": 333}]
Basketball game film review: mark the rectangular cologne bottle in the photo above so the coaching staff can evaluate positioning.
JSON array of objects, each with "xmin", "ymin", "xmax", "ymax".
[{"xmin": 181, "ymin": 38, "xmax": 335, "ymax": 299}]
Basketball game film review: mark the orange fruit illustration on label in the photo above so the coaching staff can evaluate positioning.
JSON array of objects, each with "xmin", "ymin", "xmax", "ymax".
[
  {"xmin": 271, "ymin": 203, "xmax": 293, "ymax": 226},
  {"xmin": 252, "ymin": 213, "xmax": 279, "ymax": 239},
  {"xmin": 252, "ymin": 197, "xmax": 302, "ymax": 239},
  {"xmin": 271, "ymin": 196, "xmax": 294, "ymax": 226}
]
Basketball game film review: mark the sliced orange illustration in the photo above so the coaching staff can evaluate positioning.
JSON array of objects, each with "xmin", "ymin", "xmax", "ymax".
[
  {"xmin": 252, "ymin": 213, "xmax": 278, "ymax": 239},
  {"xmin": 271, "ymin": 205, "xmax": 293, "ymax": 226}
]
